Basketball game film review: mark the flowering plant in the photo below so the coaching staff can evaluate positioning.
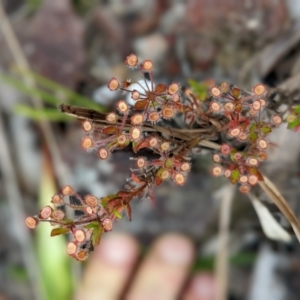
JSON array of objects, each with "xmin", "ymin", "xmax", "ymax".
[{"xmin": 26, "ymin": 54, "xmax": 300, "ymax": 261}]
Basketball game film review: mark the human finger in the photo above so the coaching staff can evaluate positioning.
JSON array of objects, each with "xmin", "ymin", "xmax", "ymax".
[
  {"xmin": 75, "ymin": 232, "xmax": 139, "ymax": 300},
  {"xmin": 126, "ymin": 233, "xmax": 195, "ymax": 300}
]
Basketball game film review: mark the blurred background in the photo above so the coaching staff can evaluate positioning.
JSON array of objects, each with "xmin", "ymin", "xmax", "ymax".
[{"xmin": 1, "ymin": 0, "xmax": 300, "ymax": 299}]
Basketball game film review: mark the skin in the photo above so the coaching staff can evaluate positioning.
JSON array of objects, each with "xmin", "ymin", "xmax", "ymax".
[{"xmin": 75, "ymin": 233, "xmax": 215, "ymax": 300}]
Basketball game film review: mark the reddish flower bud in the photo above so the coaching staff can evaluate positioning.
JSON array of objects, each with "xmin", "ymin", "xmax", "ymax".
[
  {"xmin": 77, "ymin": 250, "xmax": 88, "ymax": 261},
  {"xmin": 130, "ymin": 127, "xmax": 141, "ymax": 140},
  {"xmin": 25, "ymin": 216, "xmax": 39, "ymax": 229},
  {"xmin": 66, "ymin": 242, "xmax": 77, "ymax": 255},
  {"xmin": 248, "ymin": 175, "xmax": 258, "ymax": 186},
  {"xmin": 252, "ymin": 100, "xmax": 261, "ymax": 111},
  {"xmin": 125, "ymin": 54, "xmax": 138, "ymax": 67},
  {"xmin": 162, "ymin": 107, "xmax": 175, "ymax": 119},
  {"xmin": 272, "ymin": 115, "xmax": 282, "ymax": 125},
  {"xmin": 81, "ymin": 137, "xmax": 94, "ymax": 150},
  {"xmin": 117, "ymin": 100, "xmax": 129, "ymax": 114},
  {"xmin": 180, "ymin": 162, "xmax": 191, "ymax": 172},
  {"xmin": 174, "ymin": 173, "xmax": 185, "ymax": 185},
  {"xmin": 229, "ymin": 127, "xmax": 241, "ymax": 137},
  {"xmin": 52, "ymin": 210, "xmax": 65, "ymax": 220},
  {"xmin": 224, "ymin": 102, "xmax": 234, "ymax": 111},
  {"xmin": 51, "ymin": 194, "xmax": 64, "ymax": 205},
  {"xmin": 103, "ymin": 218, "xmax": 113, "ymax": 231},
  {"xmin": 148, "ymin": 112, "xmax": 160, "ymax": 123},
  {"xmin": 239, "ymin": 185, "xmax": 250, "ymax": 193},
  {"xmin": 213, "ymin": 154, "xmax": 221, "ymax": 163},
  {"xmin": 212, "ymin": 166, "xmax": 223, "ymax": 176},
  {"xmin": 220, "ymin": 82, "xmax": 230, "ymax": 93},
  {"xmin": 82, "ymin": 120, "xmax": 93, "ymax": 132},
  {"xmin": 141, "ymin": 60, "xmax": 153, "ymax": 71},
  {"xmin": 161, "ymin": 169, "xmax": 170, "ymax": 180},
  {"xmin": 106, "ymin": 112, "xmax": 117, "ymax": 123},
  {"xmin": 211, "ymin": 87, "xmax": 221, "ymax": 97},
  {"xmin": 233, "ymin": 152, "xmax": 242, "ymax": 160},
  {"xmin": 248, "ymin": 158, "xmax": 259, "ymax": 166},
  {"xmin": 98, "ymin": 148, "xmax": 109, "ymax": 160},
  {"xmin": 210, "ymin": 102, "xmax": 221, "ymax": 112},
  {"xmin": 224, "ymin": 169, "xmax": 231, "ymax": 178},
  {"xmin": 39, "ymin": 206, "xmax": 53, "ymax": 219},
  {"xmin": 61, "ymin": 185, "xmax": 74, "ymax": 196},
  {"xmin": 107, "ymin": 78, "xmax": 119, "ymax": 91},
  {"xmin": 131, "ymin": 90, "xmax": 140, "ymax": 100},
  {"xmin": 131, "ymin": 114, "xmax": 143, "ymax": 125},
  {"xmin": 239, "ymin": 175, "xmax": 248, "ymax": 184},
  {"xmin": 258, "ymin": 139, "xmax": 267, "ymax": 149},
  {"xmin": 160, "ymin": 142, "xmax": 170, "ymax": 151},
  {"xmin": 258, "ymin": 152, "xmax": 268, "ymax": 161},
  {"xmin": 149, "ymin": 137, "xmax": 158, "ymax": 147},
  {"xmin": 117, "ymin": 134, "xmax": 127, "ymax": 145},
  {"xmin": 171, "ymin": 93, "xmax": 180, "ymax": 102},
  {"xmin": 136, "ymin": 157, "xmax": 146, "ymax": 168},
  {"xmin": 74, "ymin": 229, "xmax": 86, "ymax": 243},
  {"xmin": 168, "ymin": 83, "xmax": 180, "ymax": 95},
  {"xmin": 84, "ymin": 195, "xmax": 98, "ymax": 207},
  {"xmin": 220, "ymin": 144, "xmax": 231, "ymax": 155},
  {"xmin": 253, "ymin": 84, "xmax": 265, "ymax": 96}
]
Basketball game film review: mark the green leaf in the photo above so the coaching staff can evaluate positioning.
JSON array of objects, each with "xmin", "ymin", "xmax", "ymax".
[
  {"xmin": 113, "ymin": 210, "xmax": 122, "ymax": 219},
  {"xmin": 14, "ymin": 105, "xmax": 72, "ymax": 121},
  {"xmin": 187, "ymin": 79, "xmax": 208, "ymax": 101},
  {"xmin": 287, "ymin": 118, "xmax": 300, "ymax": 129},
  {"xmin": 230, "ymin": 169, "xmax": 240, "ymax": 184},
  {"xmin": 11, "ymin": 66, "xmax": 105, "ymax": 111},
  {"xmin": 261, "ymin": 125, "xmax": 272, "ymax": 134},
  {"xmin": 165, "ymin": 158, "xmax": 173, "ymax": 168},
  {"xmin": 50, "ymin": 227, "xmax": 70, "ymax": 237},
  {"xmin": 248, "ymin": 132, "xmax": 258, "ymax": 143},
  {"xmin": 249, "ymin": 123, "xmax": 257, "ymax": 132},
  {"xmin": 91, "ymin": 223, "xmax": 103, "ymax": 247},
  {"xmin": 293, "ymin": 105, "xmax": 300, "ymax": 114}
]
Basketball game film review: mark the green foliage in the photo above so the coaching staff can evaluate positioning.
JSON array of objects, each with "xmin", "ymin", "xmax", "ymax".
[{"xmin": 187, "ymin": 79, "xmax": 209, "ymax": 101}]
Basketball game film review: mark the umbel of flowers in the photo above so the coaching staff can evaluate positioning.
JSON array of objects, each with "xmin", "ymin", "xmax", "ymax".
[{"xmin": 26, "ymin": 54, "xmax": 282, "ymax": 260}]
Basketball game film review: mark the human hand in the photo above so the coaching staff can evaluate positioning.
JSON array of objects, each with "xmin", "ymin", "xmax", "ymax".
[{"xmin": 75, "ymin": 233, "xmax": 215, "ymax": 300}]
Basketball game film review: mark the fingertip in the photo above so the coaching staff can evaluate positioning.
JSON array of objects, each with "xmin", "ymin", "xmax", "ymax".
[{"xmin": 183, "ymin": 272, "xmax": 216, "ymax": 300}]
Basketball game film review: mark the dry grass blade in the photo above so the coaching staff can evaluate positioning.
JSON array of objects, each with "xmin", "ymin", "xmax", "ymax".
[
  {"xmin": 259, "ymin": 175, "xmax": 300, "ymax": 242},
  {"xmin": 247, "ymin": 193, "xmax": 292, "ymax": 242},
  {"xmin": 59, "ymin": 104, "xmax": 219, "ymax": 144},
  {"xmin": 215, "ymin": 184, "xmax": 235, "ymax": 300}
]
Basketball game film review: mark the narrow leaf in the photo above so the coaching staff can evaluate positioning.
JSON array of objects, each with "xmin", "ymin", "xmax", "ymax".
[
  {"xmin": 50, "ymin": 227, "xmax": 70, "ymax": 237},
  {"xmin": 102, "ymin": 126, "xmax": 118, "ymax": 135},
  {"xmin": 248, "ymin": 193, "xmax": 292, "ymax": 242},
  {"xmin": 230, "ymin": 169, "xmax": 240, "ymax": 184},
  {"xmin": 134, "ymin": 100, "xmax": 148, "ymax": 110},
  {"xmin": 91, "ymin": 224, "xmax": 103, "ymax": 247}
]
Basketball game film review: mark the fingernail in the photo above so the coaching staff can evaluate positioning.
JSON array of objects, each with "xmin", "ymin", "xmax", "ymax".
[
  {"xmin": 155, "ymin": 234, "xmax": 194, "ymax": 265},
  {"xmin": 96, "ymin": 233, "xmax": 138, "ymax": 266}
]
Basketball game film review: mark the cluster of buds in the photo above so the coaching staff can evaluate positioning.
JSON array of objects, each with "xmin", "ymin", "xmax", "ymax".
[
  {"xmin": 209, "ymin": 83, "xmax": 282, "ymax": 192},
  {"xmin": 26, "ymin": 53, "xmax": 286, "ymax": 259},
  {"xmin": 26, "ymin": 184, "xmax": 146, "ymax": 260}
]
